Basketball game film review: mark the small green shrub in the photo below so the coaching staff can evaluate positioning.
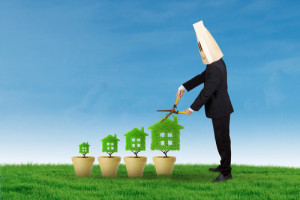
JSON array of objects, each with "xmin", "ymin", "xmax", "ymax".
[
  {"xmin": 79, "ymin": 142, "xmax": 90, "ymax": 158},
  {"xmin": 101, "ymin": 134, "xmax": 120, "ymax": 158},
  {"xmin": 149, "ymin": 115, "xmax": 184, "ymax": 157},
  {"xmin": 124, "ymin": 127, "xmax": 148, "ymax": 158}
]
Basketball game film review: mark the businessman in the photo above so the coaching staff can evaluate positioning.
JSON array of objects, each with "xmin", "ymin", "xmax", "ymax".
[{"xmin": 177, "ymin": 21, "xmax": 234, "ymax": 183}]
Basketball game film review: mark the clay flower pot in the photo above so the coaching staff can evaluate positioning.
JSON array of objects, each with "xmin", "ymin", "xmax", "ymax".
[
  {"xmin": 124, "ymin": 156, "xmax": 147, "ymax": 177},
  {"xmin": 97, "ymin": 156, "xmax": 121, "ymax": 177},
  {"xmin": 72, "ymin": 156, "xmax": 95, "ymax": 177},
  {"xmin": 153, "ymin": 156, "xmax": 176, "ymax": 175}
]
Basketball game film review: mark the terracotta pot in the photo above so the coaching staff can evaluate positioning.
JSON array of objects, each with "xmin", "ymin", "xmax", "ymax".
[
  {"xmin": 124, "ymin": 156, "xmax": 147, "ymax": 177},
  {"xmin": 97, "ymin": 156, "xmax": 121, "ymax": 177},
  {"xmin": 153, "ymin": 156, "xmax": 176, "ymax": 175},
  {"xmin": 72, "ymin": 156, "xmax": 95, "ymax": 177}
]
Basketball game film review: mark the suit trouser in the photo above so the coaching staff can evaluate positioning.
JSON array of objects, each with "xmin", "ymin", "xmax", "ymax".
[{"xmin": 212, "ymin": 115, "xmax": 231, "ymax": 175}]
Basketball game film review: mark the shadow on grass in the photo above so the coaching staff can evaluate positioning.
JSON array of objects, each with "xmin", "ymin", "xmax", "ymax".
[
  {"xmin": 81, "ymin": 164, "xmax": 218, "ymax": 182},
  {"xmin": 88, "ymin": 171, "xmax": 216, "ymax": 183}
]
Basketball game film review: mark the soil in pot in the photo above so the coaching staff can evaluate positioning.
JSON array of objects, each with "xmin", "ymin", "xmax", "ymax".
[
  {"xmin": 72, "ymin": 156, "xmax": 95, "ymax": 177},
  {"xmin": 98, "ymin": 156, "xmax": 121, "ymax": 177},
  {"xmin": 153, "ymin": 156, "xmax": 176, "ymax": 175},
  {"xmin": 124, "ymin": 156, "xmax": 147, "ymax": 177}
]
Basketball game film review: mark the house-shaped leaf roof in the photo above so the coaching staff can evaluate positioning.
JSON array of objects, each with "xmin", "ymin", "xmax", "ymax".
[
  {"xmin": 148, "ymin": 116, "xmax": 184, "ymax": 132},
  {"xmin": 101, "ymin": 134, "xmax": 120, "ymax": 142},
  {"xmin": 124, "ymin": 127, "xmax": 149, "ymax": 137},
  {"xmin": 79, "ymin": 142, "xmax": 90, "ymax": 147}
]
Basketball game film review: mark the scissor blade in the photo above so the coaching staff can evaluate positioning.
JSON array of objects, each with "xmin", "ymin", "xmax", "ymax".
[
  {"xmin": 157, "ymin": 110, "xmax": 172, "ymax": 112},
  {"xmin": 160, "ymin": 112, "xmax": 172, "ymax": 123}
]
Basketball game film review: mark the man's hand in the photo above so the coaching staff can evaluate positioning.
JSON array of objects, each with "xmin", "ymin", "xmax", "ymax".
[
  {"xmin": 185, "ymin": 108, "xmax": 193, "ymax": 115},
  {"xmin": 176, "ymin": 89, "xmax": 184, "ymax": 99}
]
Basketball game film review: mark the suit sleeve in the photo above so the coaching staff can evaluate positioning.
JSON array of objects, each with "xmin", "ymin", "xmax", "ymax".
[
  {"xmin": 190, "ymin": 67, "xmax": 222, "ymax": 111},
  {"xmin": 182, "ymin": 70, "xmax": 206, "ymax": 92}
]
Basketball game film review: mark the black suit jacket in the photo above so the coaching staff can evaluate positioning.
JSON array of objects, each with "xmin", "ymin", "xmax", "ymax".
[{"xmin": 183, "ymin": 58, "xmax": 234, "ymax": 119}]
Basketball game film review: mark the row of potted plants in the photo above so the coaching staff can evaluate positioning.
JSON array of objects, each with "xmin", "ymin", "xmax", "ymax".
[{"xmin": 72, "ymin": 116, "xmax": 184, "ymax": 177}]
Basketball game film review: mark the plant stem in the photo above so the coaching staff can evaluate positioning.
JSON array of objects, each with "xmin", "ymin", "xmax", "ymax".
[
  {"xmin": 131, "ymin": 150, "xmax": 140, "ymax": 158},
  {"xmin": 83, "ymin": 153, "xmax": 86, "ymax": 158},
  {"xmin": 161, "ymin": 150, "xmax": 169, "ymax": 158},
  {"xmin": 107, "ymin": 152, "xmax": 113, "ymax": 158}
]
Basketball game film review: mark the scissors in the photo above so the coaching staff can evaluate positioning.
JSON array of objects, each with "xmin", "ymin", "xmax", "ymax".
[{"xmin": 157, "ymin": 90, "xmax": 186, "ymax": 123}]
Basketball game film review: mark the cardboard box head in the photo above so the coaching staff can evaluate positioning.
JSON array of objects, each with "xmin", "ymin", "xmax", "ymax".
[{"xmin": 193, "ymin": 20, "xmax": 223, "ymax": 64}]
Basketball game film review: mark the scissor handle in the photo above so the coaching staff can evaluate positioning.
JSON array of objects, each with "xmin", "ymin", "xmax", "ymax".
[
  {"xmin": 177, "ymin": 111, "xmax": 186, "ymax": 114},
  {"xmin": 174, "ymin": 90, "xmax": 183, "ymax": 106}
]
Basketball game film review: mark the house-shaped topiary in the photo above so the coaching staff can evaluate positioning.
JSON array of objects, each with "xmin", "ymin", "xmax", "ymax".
[
  {"xmin": 124, "ymin": 127, "xmax": 148, "ymax": 157},
  {"xmin": 148, "ymin": 116, "xmax": 184, "ymax": 157},
  {"xmin": 101, "ymin": 134, "xmax": 120, "ymax": 157},
  {"xmin": 79, "ymin": 142, "xmax": 90, "ymax": 158}
]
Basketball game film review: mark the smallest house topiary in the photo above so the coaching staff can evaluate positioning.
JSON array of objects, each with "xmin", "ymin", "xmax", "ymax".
[
  {"xmin": 101, "ymin": 134, "xmax": 120, "ymax": 158},
  {"xmin": 148, "ymin": 115, "xmax": 184, "ymax": 157},
  {"xmin": 79, "ymin": 142, "xmax": 90, "ymax": 158},
  {"xmin": 124, "ymin": 127, "xmax": 148, "ymax": 158}
]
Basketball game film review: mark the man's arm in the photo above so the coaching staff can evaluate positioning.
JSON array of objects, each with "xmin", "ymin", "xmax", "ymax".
[
  {"xmin": 190, "ymin": 67, "xmax": 222, "ymax": 111},
  {"xmin": 176, "ymin": 85, "xmax": 195, "ymax": 113},
  {"xmin": 182, "ymin": 70, "xmax": 206, "ymax": 92},
  {"xmin": 177, "ymin": 70, "xmax": 206, "ymax": 113}
]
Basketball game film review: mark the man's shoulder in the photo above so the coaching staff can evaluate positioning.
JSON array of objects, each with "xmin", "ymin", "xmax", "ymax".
[
  {"xmin": 207, "ymin": 58, "xmax": 224, "ymax": 67},
  {"xmin": 207, "ymin": 58, "xmax": 226, "ymax": 73},
  {"xmin": 206, "ymin": 63, "xmax": 222, "ymax": 74}
]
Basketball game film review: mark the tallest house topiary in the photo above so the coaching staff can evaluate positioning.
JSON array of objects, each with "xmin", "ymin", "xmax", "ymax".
[{"xmin": 149, "ymin": 115, "xmax": 184, "ymax": 175}]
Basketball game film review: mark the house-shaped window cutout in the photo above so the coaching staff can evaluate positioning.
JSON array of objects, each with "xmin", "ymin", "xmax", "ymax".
[
  {"xmin": 161, "ymin": 141, "xmax": 165, "ymax": 145},
  {"xmin": 168, "ymin": 133, "xmax": 172, "ymax": 137},
  {"xmin": 107, "ymin": 143, "xmax": 110, "ymax": 145},
  {"xmin": 160, "ymin": 133, "xmax": 165, "ymax": 137},
  {"xmin": 132, "ymin": 144, "xmax": 135, "ymax": 147},
  {"xmin": 107, "ymin": 147, "xmax": 109, "ymax": 150},
  {"xmin": 111, "ymin": 147, "xmax": 114, "ymax": 150},
  {"xmin": 132, "ymin": 138, "xmax": 135, "ymax": 141},
  {"xmin": 111, "ymin": 143, "xmax": 114, "ymax": 145},
  {"xmin": 137, "ymin": 144, "xmax": 140, "ymax": 147},
  {"xmin": 168, "ymin": 140, "xmax": 172, "ymax": 145},
  {"xmin": 137, "ymin": 138, "xmax": 140, "ymax": 141}
]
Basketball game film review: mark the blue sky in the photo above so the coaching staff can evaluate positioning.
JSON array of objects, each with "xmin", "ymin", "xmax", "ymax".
[{"xmin": 1, "ymin": 0, "xmax": 299, "ymax": 166}]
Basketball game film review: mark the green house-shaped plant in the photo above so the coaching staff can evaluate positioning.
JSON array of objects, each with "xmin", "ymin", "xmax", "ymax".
[
  {"xmin": 148, "ymin": 116, "xmax": 184, "ymax": 157},
  {"xmin": 101, "ymin": 134, "xmax": 120, "ymax": 157},
  {"xmin": 79, "ymin": 142, "xmax": 90, "ymax": 158},
  {"xmin": 124, "ymin": 127, "xmax": 148, "ymax": 157}
]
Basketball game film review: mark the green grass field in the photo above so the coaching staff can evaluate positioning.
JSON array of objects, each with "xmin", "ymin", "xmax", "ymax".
[{"xmin": 0, "ymin": 164, "xmax": 299, "ymax": 200}]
